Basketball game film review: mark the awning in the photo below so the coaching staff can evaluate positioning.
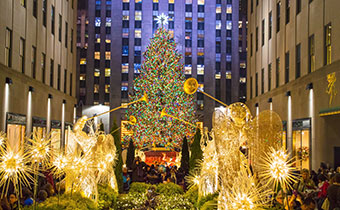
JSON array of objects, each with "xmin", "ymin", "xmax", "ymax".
[{"xmin": 319, "ymin": 106, "xmax": 340, "ymax": 117}]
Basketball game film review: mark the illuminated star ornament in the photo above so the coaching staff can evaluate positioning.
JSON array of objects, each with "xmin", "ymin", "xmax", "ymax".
[{"xmin": 156, "ymin": 13, "xmax": 169, "ymax": 26}]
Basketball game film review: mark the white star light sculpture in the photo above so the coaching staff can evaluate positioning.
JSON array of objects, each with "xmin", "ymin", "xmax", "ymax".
[{"xmin": 156, "ymin": 13, "xmax": 169, "ymax": 27}]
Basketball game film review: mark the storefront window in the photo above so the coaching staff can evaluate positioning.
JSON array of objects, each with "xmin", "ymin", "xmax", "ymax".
[
  {"xmin": 7, "ymin": 124, "xmax": 25, "ymax": 152},
  {"xmin": 51, "ymin": 128, "xmax": 61, "ymax": 152},
  {"xmin": 292, "ymin": 119, "xmax": 311, "ymax": 170}
]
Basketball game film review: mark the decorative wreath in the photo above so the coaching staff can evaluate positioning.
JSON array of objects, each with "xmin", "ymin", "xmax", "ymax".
[{"xmin": 297, "ymin": 147, "xmax": 309, "ymax": 161}]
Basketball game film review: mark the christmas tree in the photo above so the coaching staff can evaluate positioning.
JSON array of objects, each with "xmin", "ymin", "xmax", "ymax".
[{"xmin": 125, "ymin": 26, "xmax": 196, "ymax": 149}]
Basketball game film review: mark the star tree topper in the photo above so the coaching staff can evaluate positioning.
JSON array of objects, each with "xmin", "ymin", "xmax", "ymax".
[{"xmin": 156, "ymin": 13, "xmax": 169, "ymax": 27}]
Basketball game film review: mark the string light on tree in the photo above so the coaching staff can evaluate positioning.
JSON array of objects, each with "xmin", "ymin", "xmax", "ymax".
[{"xmin": 125, "ymin": 26, "xmax": 196, "ymax": 149}]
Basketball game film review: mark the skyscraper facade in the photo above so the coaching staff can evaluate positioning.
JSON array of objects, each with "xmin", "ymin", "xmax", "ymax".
[
  {"xmin": 246, "ymin": 0, "xmax": 340, "ymax": 170},
  {"xmin": 0, "ymin": 0, "xmax": 77, "ymax": 149},
  {"xmin": 77, "ymin": 0, "xmax": 246, "ymax": 132}
]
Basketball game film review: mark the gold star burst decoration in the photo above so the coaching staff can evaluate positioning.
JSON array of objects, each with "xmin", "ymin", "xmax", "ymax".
[
  {"xmin": 259, "ymin": 147, "xmax": 298, "ymax": 191},
  {"xmin": 27, "ymin": 132, "xmax": 54, "ymax": 168},
  {"xmin": 0, "ymin": 145, "xmax": 34, "ymax": 196}
]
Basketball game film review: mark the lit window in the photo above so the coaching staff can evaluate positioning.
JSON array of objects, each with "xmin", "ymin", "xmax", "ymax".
[
  {"xmin": 95, "ymin": 18, "xmax": 101, "ymax": 27},
  {"xmin": 185, "ymin": 0, "xmax": 192, "ymax": 3},
  {"xmin": 198, "ymin": 83, "xmax": 204, "ymax": 91},
  {"xmin": 122, "ymin": 28, "xmax": 129, "ymax": 38},
  {"xmin": 240, "ymin": 77, "xmax": 246, "ymax": 83},
  {"xmin": 240, "ymin": 62, "xmax": 246, "ymax": 68},
  {"xmin": 80, "ymin": 74, "xmax": 86, "ymax": 80},
  {"xmin": 106, "ymin": 18, "xmax": 111, "ymax": 27},
  {"xmin": 122, "ymin": 63, "xmax": 129, "ymax": 73},
  {"xmin": 135, "ymin": 0, "xmax": 142, "ymax": 2},
  {"xmin": 216, "ymin": 6, "xmax": 221, "ymax": 13},
  {"xmin": 226, "ymin": 71, "xmax": 232, "ymax": 79},
  {"xmin": 94, "ymin": 101, "xmax": 99, "ymax": 105},
  {"xmin": 215, "ymin": 73, "xmax": 221, "ymax": 79},
  {"xmin": 105, "ymin": 68, "xmax": 111, "ymax": 77},
  {"xmin": 226, "ymin": 21, "xmax": 232, "ymax": 30},
  {"xmin": 104, "ymin": 102, "xmax": 110, "ymax": 106},
  {"xmin": 216, "ymin": 20, "xmax": 221, "ymax": 29},
  {"xmin": 197, "ymin": 100, "xmax": 204, "ymax": 110},
  {"xmin": 238, "ymin": 21, "xmax": 242, "ymax": 29},
  {"xmin": 80, "ymin": 58, "xmax": 87, "ymax": 65},
  {"xmin": 153, "ymin": 0, "xmax": 159, "ymax": 2},
  {"xmin": 94, "ymin": 84, "xmax": 99, "ymax": 93},
  {"xmin": 94, "ymin": 69, "xmax": 100, "ymax": 77},
  {"xmin": 226, "ymin": 5, "xmax": 232, "ymax": 14},
  {"xmin": 105, "ymin": 52, "xmax": 111, "ymax": 60},
  {"xmin": 226, "ymin": 55, "xmax": 232, "ymax": 61},
  {"xmin": 105, "ymin": 84, "xmax": 110, "ymax": 93},
  {"xmin": 169, "ymin": 30, "xmax": 174, "ymax": 38},
  {"xmin": 135, "ymin": 11, "xmax": 142, "ymax": 20},
  {"xmin": 197, "ymin": 48, "xmax": 204, "ymax": 56},
  {"xmin": 134, "ymin": 63, "xmax": 141, "ymax": 73},
  {"xmin": 185, "ymin": 65, "xmax": 192, "ymax": 74},
  {"xmin": 96, "ymin": 38, "xmax": 101, "ymax": 43},
  {"xmin": 94, "ymin": 52, "xmax": 100, "ymax": 60},
  {"xmin": 121, "ymin": 102, "xmax": 128, "ymax": 107},
  {"xmin": 198, "ymin": 0, "xmax": 204, "ymax": 5},
  {"xmin": 197, "ymin": 65, "xmax": 204, "ymax": 75},
  {"xmin": 123, "ymin": 10, "xmax": 129, "ymax": 20},
  {"xmin": 106, "ymin": 39, "xmax": 111, "ymax": 43},
  {"xmin": 121, "ymin": 86, "xmax": 128, "ymax": 91},
  {"xmin": 169, "ymin": 0, "xmax": 174, "ymax": 3},
  {"xmin": 135, "ymin": 29, "xmax": 141, "ymax": 38},
  {"xmin": 123, "ymin": 0, "xmax": 129, "ymax": 2}
]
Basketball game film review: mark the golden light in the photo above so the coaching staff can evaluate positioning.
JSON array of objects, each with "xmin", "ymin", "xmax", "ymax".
[
  {"xmin": 259, "ymin": 147, "xmax": 297, "ymax": 191},
  {"xmin": 232, "ymin": 193, "xmax": 255, "ymax": 210},
  {"xmin": 0, "ymin": 146, "xmax": 33, "ymax": 196},
  {"xmin": 27, "ymin": 132, "xmax": 53, "ymax": 168}
]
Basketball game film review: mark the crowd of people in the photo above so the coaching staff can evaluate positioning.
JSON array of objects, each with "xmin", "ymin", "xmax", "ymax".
[
  {"xmin": 275, "ymin": 163, "xmax": 340, "ymax": 210},
  {"xmin": 0, "ymin": 171, "xmax": 58, "ymax": 210},
  {"xmin": 122, "ymin": 156, "xmax": 187, "ymax": 192}
]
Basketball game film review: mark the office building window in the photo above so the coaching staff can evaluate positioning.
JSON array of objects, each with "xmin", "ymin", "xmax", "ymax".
[
  {"xmin": 71, "ymin": 29, "xmax": 73, "ymax": 53},
  {"xmin": 57, "ymin": 65, "xmax": 61, "ymax": 90},
  {"xmin": 70, "ymin": 73, "xmax": 73, "ymax": 96},
  {"xmin": 105, "ymin": 68, "xmax": 111, "ymax": 77},
  {"xmin": 250, "ymin": 33, "xmax": 253, "ymax": 56},
  {"xmin": 262, "ymin": 19, "xmax": 265, "ymax": 46},
  {"xmin": 51, "ymin": 6, "xmax": 55, "ymax": 34},
  {"xmin": 50, "ymin": 59, "xmax": 54, "ymax": 87},
  {"xmin": 43, "ymin": 0, "xmax": 47, "ymax": 27},
  {"xmin": 33, "ymin": 0, "xmax": 37, "ymax": 18},
  {"xmin": 65, "ymin": 22, "xmax": 68, "ymax": 48},
  {"xmin": 296, "ymin": 44, "xmax": 301, "ymax": 79},
  {"xmin": 64, "ymin": 69, "xmax": 67, "ymax": 93},
  {"xmin": 20, "ymin": 0, "xmax": 26, "ymax": 7},
  {"xmin": 250, "ymin": 76, "xmax": 253, "ymax": 99},
  {"xmin": 41, "ymin": 53, "xmax": 46, "ymax": 83},
  {"xmin": 94, "ymin": 69, "xmax": 100, "ymax": 77},
  {"xmin": 19, "ymin": 38, "xmax": 25, "ymax": 74},
  {"xmin": 31, "ymin": 46, "xmax": 36, "ymax": 79},
  {"xmin": 276, "ymin": 57, "xmax": 280, "ymax": 88},
  {"xmin": 325, "ymin": 23, "xmax": 332, "ymax": 65},
  {"xmin": 5, "ymin": 28, "xmax": 12, "ymax": 67},
  {"xmin": 297, "ymin": 0, "xmax": 301, "ymax": 14},
  {"xmin": 94, "ymin": 84, "xmax": 99, "ymax": 93},
  {"xmin": 256, "ymin": 27, "xmax": 258, "ymax": 51},
  {"xmin": 268, "ymin": 63, "xmax": 272, "ymax": 91},
  {"xmin": 308, "ymin": 35, "xmax": 315, "ymax": 73},
  {"xmin": 255, "ymin": 72, "xmax": 258, "ymax": 97},
  {"xmin": 285, "ymin": 52, "xmax": 289, "ymax": 84},
  {"xmin": 261, "ymin": 68, "xmax": 264, "ymax": 94},
  {"xmin": 105, "ymin": 85, "xmax": 110, "ymax": 93},
  {"xmin": 59, "ymin": 15, "xmax": 62, "ymax": 42},
  {"xmin": 286, "ymin": 0, "xmax": 290, "ymax": 24},
  {"xmin": 277, "ymin": 1, "xmax": 281, "ymax": 32},
  {"xmin": 269, "ymin": 11, "xmax": 272, "ymax": 40}
]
